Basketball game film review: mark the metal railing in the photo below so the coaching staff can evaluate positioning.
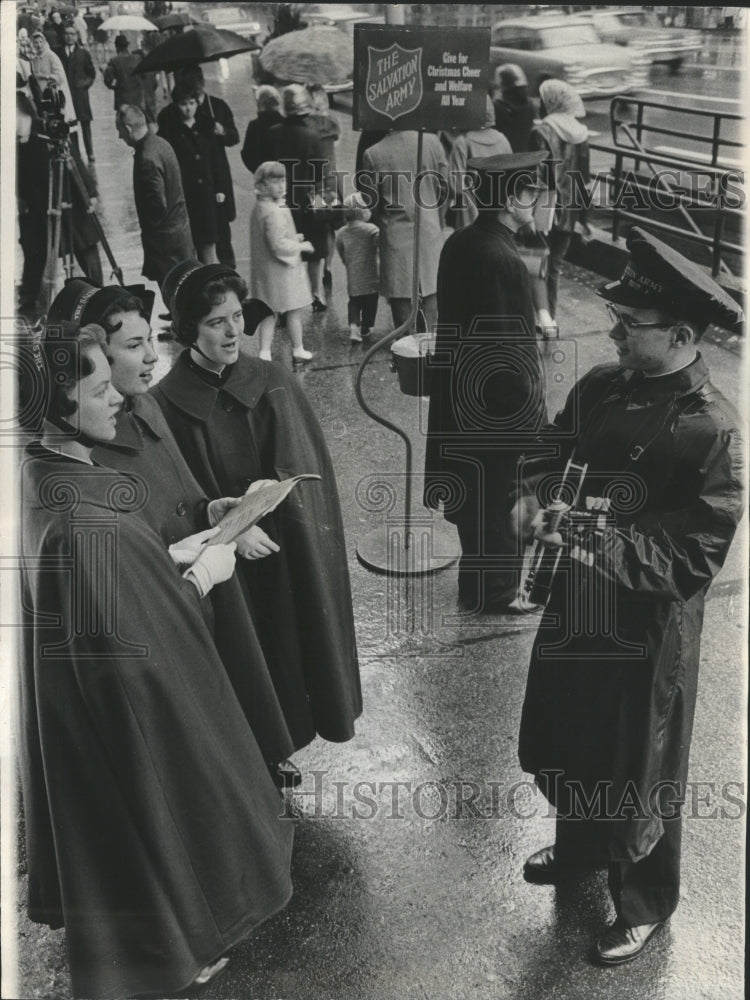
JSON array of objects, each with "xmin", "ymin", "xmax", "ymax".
[
  {"xmin": 609, "ymin": 95, "xmax": 743, "ymax": 169},
  {"xmin": 587, "ymin": 97, "xmax": 745, "ymax": 278}
]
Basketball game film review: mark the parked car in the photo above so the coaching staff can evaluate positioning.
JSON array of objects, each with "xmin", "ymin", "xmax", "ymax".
[
  {"xmin": 490, "ymin": 14, "xmax": 651, "ymax": 98},
  {"xmin": 577, "ymin": 8, "xmax": 702, "ymax": 73},
  {"xmin": 198, "ymin": 4, "xmax": 263, "ymax": 42},
  {"xmin": 304, "ymin": 4, "xmax": 381, "ymax": 33}
]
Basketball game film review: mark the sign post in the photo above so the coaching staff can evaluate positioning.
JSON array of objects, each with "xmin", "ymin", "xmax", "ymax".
[{"xmin": 352, "ymin": 25, "xmax": 490, "ymax": 575}]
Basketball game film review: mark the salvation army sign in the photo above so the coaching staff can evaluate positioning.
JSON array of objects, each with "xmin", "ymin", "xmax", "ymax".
[
  {"xmin": 366, "ymin": 42, "xmax": 424, "ymax": 121},
  {"xmin": 353, "ymin": 25, "xmax": 490, "ymax": 132}
]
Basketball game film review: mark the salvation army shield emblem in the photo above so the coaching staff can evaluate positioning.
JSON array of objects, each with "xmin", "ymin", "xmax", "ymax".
[{"xmin": 365, "ymin": 43, "xmax": 423, "ymax": 121}]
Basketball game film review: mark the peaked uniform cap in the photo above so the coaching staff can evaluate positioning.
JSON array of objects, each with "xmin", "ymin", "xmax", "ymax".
[{"xmin": 597, "ymin": 227, "xmax": 744, "ymax": 330}]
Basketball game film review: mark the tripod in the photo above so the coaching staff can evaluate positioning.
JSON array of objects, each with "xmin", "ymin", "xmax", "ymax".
[{"xmin": 43, "ymin": 133, "xmax": 124, "ymax": 310}]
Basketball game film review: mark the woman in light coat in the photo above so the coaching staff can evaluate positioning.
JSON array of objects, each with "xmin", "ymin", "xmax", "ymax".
[
  {"xmin": 361, "ymin": 129, "xmax": 447, "ymax": 331},
  {"xmin": 250, "ymin": 160, "xmax": 315, "ymax": 368}
]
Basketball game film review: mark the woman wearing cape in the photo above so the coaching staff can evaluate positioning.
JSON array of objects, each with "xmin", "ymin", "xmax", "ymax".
[{"xmin": 17, "ymin": 322, "xmax": 293, "ymax": 998}]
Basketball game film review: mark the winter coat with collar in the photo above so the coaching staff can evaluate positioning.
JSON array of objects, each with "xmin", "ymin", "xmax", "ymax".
[
  {"xmin": 151, "ymin": 351, "xmax": 362, "ymax": 747},
  {"xmin": 518, "ymin": 355, "xmax": 744, "ymax": 862}
]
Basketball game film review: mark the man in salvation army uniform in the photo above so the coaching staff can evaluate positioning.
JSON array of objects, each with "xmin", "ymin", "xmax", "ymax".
[{"xmin": 517, "ymin": 227, "xmax": 744, "ymax": 965}]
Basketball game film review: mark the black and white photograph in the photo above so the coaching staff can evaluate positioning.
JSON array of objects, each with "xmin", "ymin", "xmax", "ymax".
[{"xmin": 1, "ymin": 2, "xmax": 747, "ymax": 998}]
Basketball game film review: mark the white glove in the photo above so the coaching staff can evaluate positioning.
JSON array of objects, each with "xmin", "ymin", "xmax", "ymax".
[
  {"xmin": 236, "ymin": 524, "xmax": 280, "ymax": 560},
  {"xmin": 207, "ymin": 496, "xmax": 243, "ymax": 527},
  {"xmin": 168, "ymin": 526, "xmax": 220, "ymax": 568},
  {"xmin": 184, "ymin": 542, "xmax": 237, "ymax": 597}
]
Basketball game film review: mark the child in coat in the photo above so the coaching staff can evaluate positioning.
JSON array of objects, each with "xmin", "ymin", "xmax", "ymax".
[
  {"xmin": 335, "ymin": 192, "xmax": 380, "ymax": 344},
  {"xmin": 250, "ymin": 160, "xmax": 315, "ymax": 369}
]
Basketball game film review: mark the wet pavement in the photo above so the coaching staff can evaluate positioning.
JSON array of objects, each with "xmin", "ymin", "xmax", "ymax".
[{"xmin": 13, "ymin": 57, "xmax": 746, "ymax": 1000}]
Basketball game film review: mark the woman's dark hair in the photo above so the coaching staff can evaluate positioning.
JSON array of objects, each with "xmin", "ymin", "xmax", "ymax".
[
  {"xmin": 175, "ymin": 275, "xmax": 249, "ymax": 346},
  {"xmin": 171, "ymin": 81, "xmax": 198, "ymax": 105},
  {"xmin": 97, "ymin": 293, "xmax": 147, "ymax": 340},
  {"xmin": 18, "ymin": 323, "xmax": 107, "ymax": 432}
]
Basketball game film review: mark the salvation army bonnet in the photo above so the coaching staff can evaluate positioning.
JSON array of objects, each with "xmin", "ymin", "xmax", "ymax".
[
  {"xmin": 48, "ymin": 278, "xmax": 156, "ymax": 327},
  {"xmin": 161, "ymin": 260, "xmax": 272, "ymax": 343}
]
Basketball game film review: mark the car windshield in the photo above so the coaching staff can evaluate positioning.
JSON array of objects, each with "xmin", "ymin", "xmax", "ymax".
[
  {"xmin": 616, "ymin": 12, "xmax": 650, "ymax": 27},
  {"xmin": 540, "ymin": 24, "xmax": 600, "ymax": 47}
]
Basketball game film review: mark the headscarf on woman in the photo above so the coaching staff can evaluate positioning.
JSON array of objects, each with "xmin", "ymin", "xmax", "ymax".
[{"xmin": 537, "ymin": 79, "xmax": 588, "ymax": 144}]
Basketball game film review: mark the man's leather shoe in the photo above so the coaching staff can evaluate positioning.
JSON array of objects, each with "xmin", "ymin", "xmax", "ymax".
[
  {"xmin": 595, "ymin": 919, "xmax": 664, "ymax": 965},
  {"xmin": 523, "ymin": 844, "xmax": 558, "ymax": 883}
]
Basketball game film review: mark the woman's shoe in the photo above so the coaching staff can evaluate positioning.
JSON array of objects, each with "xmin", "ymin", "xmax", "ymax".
[
  {"xmin": 292, "ymin": 349, "xmax": 315, "ymax": 371},
  {"xmin": 194, "ymin": 956, "xmax": 230, "ymax": 986},
  {"xmin": 312, "ymin": 296, "xmax": 327, "ymax": 312}
]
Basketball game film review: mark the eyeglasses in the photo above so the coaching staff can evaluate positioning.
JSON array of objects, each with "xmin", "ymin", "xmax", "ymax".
[{"xmin": 605, "ymin": 303, "xmax": 670, "ymax": 333}]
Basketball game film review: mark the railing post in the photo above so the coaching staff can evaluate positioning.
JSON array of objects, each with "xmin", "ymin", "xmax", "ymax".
[
  {"xmin": 611, "ymin": 151, "xmax": 623, "ymax": 242},
  {"xmin": 712, "ymin": 173, "xmax": 726, "ymax": 277},
  {"xmin": 711, "ymin": 115, "xmax": 721, "ymax": 168}
]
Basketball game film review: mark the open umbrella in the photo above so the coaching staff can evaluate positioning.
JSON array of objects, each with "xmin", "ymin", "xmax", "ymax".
[
  {"xmin": 134, "ymin": 26, "xmax": 259, "ymax": 73},
  {"xmin": 258, "ymin": 26, "xmax": 352, "ymax": 87},
  {"xmin": 154, "ymin": 12, "xmax": 203, "ymax": 31},
  {"xmin": 99, "ymin": 14, "xmax": 158, "ymax": 32}
]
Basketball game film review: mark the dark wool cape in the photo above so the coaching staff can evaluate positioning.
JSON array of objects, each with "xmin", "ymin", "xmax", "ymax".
[
  {"xmin": 151, "ymin": 352, "xmax": 362, "ymax": 748},
  {"xmin": 91, "ymin": 394, "xmax": 294, "ymax": 764},
  {"xmin": 18, "ymin": 446, "xmax": 293, "ymax": 1000},
  {"xmin": 518, "ymin": 357, "xmax": 744, "ymax": 862}
]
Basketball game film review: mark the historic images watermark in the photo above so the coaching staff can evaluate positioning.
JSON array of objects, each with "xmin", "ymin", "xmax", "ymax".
[
  {"xmin": 282, "ymin": 770, "xmax": 746, "ymax": 823},
  {"xmin": 285, "ymin": 164, "xmax": 745, "ymax": 213}
]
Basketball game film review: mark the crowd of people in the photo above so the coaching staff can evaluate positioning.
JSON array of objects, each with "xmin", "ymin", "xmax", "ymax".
[{"xmin": 12, "ymin": 6, "xmax": 746, "ymax": 999}]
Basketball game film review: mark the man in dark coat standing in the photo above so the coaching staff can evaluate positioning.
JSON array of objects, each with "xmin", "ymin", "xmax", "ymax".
[
  {"xmin": 55, "ymin": 24, "xmax": 96, "ymax": 161},
  {"xmin": 518, "ymin": 228, "xmax": 744, "ymax": 965},
  {"xmin": 116, "ymin": 104, "xmax": 194, "ymax": 286},
  {"xmin": 424, "ymin": 152, "xmax": 548, "ymax": 613}
]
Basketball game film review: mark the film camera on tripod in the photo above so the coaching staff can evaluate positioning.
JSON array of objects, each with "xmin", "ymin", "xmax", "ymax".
[{"xmin": 15, "ymin": 85, "xmax": 123, "ymax": 317}]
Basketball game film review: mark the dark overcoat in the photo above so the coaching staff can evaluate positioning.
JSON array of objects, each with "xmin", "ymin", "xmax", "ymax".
[
  {"xmin": 199, "ymin": 93, "xmax": 239, "ymax": 221},
  {"xmin": 424, "ymin": 215, "xmax": 547, "ymax": 522},
  {"xmin": 241, "ymin": 108, "xmax": 284, "ymax": 173},
  {"xmin": 518, "ymin": 357, "xmax": 744, "ymax": 862},
  {"xmin": 266, "ymin": 115, "xmax": 328, "ymax": 256},
  {"xmin": 158, "ymin": 96, "xmax": 239, "ymax": 221},
  {"xmin": 19, "ymin": 446, "xmax": 293, "ymax": 1000},
  {"xmin": 151, "ymin": 352, "xmax": 362, "ymax": 746},
  {"xmin": 157, "ymin": 114, "xmax": 218, "ymax": 246},
  {"xmin": 91, "ymin": 393, "xmax": 294, "ymax": 763},
  {"xmin": 54, "ymin": 44, "xmax": 95, "ymax": 121},
  {"xmin": 131, "ymin": 131, "xmax": 194, "ymax": 283}
]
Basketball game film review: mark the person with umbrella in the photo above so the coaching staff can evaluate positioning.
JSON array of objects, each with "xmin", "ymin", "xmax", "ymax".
[
  {"xmin": 158, "ymin": 64, "xmax": 240, "ymax": 268},
  {"xmin": 158, "ymin": 80, "xmax": 220, "ymax": 265},
  {"xmin": 103, "ymin": 34, "xmax": 153, "ymax": 123}
]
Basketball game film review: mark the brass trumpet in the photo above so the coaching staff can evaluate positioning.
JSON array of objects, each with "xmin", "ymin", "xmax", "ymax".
[{"xmin": 517, "ymin": 458, "xmax": 589, "ymax": 611}]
